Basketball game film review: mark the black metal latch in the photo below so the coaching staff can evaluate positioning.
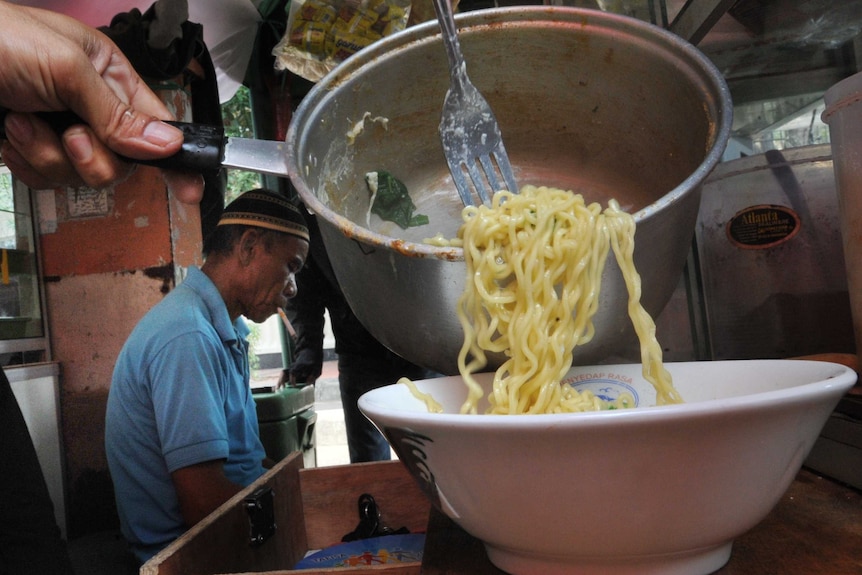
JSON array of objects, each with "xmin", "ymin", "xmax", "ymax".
[
  {"xmin": 245, "ymin": 486, "xmax": 277, "ymax": 547},
  {"xmin": 341, "ymin": 493, "xmax": 409, "ymax": 542}
]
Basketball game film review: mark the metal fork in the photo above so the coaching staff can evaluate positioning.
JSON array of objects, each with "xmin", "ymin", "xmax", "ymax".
[{"xmin": 431, "ymin": 0, "xmax": 518, "ymax": 206}]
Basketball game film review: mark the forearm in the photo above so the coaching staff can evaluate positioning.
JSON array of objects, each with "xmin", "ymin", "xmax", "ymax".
[{"xmin": 171, "ymin": 460, "xmax": 243, "ymax": 527}]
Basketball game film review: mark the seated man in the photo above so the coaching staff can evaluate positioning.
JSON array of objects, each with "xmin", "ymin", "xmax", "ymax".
[{"xmin": 105, "ymin": 189, "xmax": 309, "ymax": 563}]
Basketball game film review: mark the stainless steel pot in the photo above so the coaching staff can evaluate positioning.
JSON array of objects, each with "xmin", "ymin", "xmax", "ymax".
[{"xmin": 287, "ymin": 7, "xmax": 732, "ymax": 375}]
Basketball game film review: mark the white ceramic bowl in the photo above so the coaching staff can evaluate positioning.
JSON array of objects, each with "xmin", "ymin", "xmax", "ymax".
[{"xmin": 358, "ymin": 360, "xmax": 856, "ymax": 575}]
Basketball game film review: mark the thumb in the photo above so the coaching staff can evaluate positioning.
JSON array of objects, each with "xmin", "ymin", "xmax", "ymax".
[{"xmin": 47, "ymin": 23, "xmax": 185, "ymax": 159}]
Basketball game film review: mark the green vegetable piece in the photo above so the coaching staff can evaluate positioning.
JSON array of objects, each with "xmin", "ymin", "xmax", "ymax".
[{"xmin": 367, "ymin": 171, "xmax": 428, "ymax": 229}]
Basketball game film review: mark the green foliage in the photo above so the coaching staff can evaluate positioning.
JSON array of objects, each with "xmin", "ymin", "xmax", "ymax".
[
  {"xmin": 221, "ymin": 86, "xmax": 262, "ymax": 203},
  {"xmin": 0, "ymin": 170, "xmax": 14, "ymax": 211},
  {"xmin": 247, "ymin": 321, "xmax": 262, "ymax": 373}
]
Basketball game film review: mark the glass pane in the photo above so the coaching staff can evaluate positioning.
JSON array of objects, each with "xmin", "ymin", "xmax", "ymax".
[{"xmin": 0, "ymin": 167, "xmax": 44, "ymax": 341}]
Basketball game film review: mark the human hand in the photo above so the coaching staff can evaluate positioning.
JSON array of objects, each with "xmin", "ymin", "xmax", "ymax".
[
  {"xmin": 0, "ymin": 2, "xmax": 204, "ymax": 203},
  {"xmin": 289, "ymin": 371, "xmax": 318, "ymax": 386}
]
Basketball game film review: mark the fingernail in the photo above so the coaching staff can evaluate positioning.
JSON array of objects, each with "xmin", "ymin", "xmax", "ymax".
[
  {"xmin": 64, "ymin": 128, "xmax": 94, "ymax": 162},
  {"xmin": 143, "ymin": 120, "xmax": 182, "ymax": 147}
]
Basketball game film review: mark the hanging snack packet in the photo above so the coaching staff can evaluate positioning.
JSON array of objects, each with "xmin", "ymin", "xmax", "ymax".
[{"xmin": 274, "ymin": 0, "xmax": 412, "ymax": 82}]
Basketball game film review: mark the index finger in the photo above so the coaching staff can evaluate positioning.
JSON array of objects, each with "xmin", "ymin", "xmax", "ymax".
[{"xmin": 36, "ymin": 9, "xmax": 185, "ymax": 160}]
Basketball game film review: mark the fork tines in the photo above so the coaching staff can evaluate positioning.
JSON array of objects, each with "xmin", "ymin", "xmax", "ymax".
[{"xmin": 450, "ymin": 145, "xmax": 518, "ymax": 207}]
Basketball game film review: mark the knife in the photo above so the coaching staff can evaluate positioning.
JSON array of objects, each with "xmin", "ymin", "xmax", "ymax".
[{"xmin": 0, "ymin": 109, "xmax": 290, "ymax": 177}]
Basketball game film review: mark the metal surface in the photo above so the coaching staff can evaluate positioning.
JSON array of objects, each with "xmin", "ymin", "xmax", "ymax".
[
  {"xmin": 686, "ymin": 0, "xmax": 862, "ymax": 139},
  {"xmin": 287, "ymin": 7, "xmax": 733, "ymax": 375},
  {"xmin": 695, "ymin": 144, "xmax": 854, "ymax": 359},
  {"xmin": 223, "ymin": 138, "xmax": 290, "ymax": 177},
  {"xmin": 668, "ymin": 0, "xmax": 737, "ymax": 44},
  {"xmin": 601, "ymin": 0, "xmax": 862, "ymax": 141},
  {"xmin": 431, "ymin": 0, "xmax": 517, "ymax": 205}
]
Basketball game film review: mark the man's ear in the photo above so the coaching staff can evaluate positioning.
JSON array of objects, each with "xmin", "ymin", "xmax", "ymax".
[{"xmin": 237, "ymin": 228, "xmax": 261, "ymax": 266}]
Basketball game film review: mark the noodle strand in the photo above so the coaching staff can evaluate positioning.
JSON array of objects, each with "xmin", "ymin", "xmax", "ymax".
[{"xmin": 455, "ymin": 186, "xmax": 681, "ymax": 414}]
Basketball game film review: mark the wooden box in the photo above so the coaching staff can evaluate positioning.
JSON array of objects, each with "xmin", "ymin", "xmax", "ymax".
[
  {"xmin": 139, "ymin": 450, "xmax": 862, "ymax": 575},
  {"xmin": 141, "ymin": 453, "xmax": 430, "ymax": 575}
]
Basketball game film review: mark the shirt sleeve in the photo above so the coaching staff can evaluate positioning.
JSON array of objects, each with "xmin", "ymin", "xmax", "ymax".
[{"xmin": 147, "ymin": 329, "xmax": 231, "ymax": 473}]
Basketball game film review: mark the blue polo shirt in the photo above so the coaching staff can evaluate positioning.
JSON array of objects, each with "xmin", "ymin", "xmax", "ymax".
[{"xmin": 105, "ymin": 267, "xmax": 265, "ymax": 563}]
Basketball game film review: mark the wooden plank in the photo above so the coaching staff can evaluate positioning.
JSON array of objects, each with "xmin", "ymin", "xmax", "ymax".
[
  {"xmin": 142, "ymin": 453, "xmax": 308, "ymax": 575},
  {"xmin": 142, "ymin": 456, "xmax": 430, "ymax": 575},
  {"xmin": 142, "ymin": 459, "xmax": 862, "ymax": 574},
  {"xmin": 718, "ymin": 469, "xmax": 862, "ymax": 574},
  {"xmin": 213, "ymin": 460, "xmax": 429, "ymax": 574},
  {"xmin": 222, "ymin": 566, "xmax": 421, "ymax": 575},
  {"xmin": 421, "ymin": 469, "xmax": 862, "ymax": 574},
  {"xmin": 421, "ymin": 508, "xmax": 503, "ymax": 575},
  {"xmin": 299, "ymin": 460, "xmax": 431, "ymax": 551}
]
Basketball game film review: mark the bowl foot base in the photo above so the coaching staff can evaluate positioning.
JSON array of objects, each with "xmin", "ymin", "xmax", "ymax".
[{"xmin": 484, "ymin": 541, "xmax": 733, "ymax": 575}]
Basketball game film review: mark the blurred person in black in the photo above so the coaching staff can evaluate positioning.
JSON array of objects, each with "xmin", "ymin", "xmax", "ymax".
[{"xmin": 284, "ymin": 211, "xmax": 436, "ymax": 463}]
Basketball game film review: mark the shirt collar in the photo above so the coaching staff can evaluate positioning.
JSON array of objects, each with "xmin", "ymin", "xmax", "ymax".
[{"xmin": 182, "ymin": 266, "xmax": 249, "ymax": 344}]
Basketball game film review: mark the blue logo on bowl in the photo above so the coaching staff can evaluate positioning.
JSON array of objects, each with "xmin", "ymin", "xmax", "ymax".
[{"xmin": 564, "ymin": 376, "xmax": 640, "ymax": 407}]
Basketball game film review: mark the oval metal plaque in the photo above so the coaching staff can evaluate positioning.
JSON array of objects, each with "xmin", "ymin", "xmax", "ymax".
[{"xmin": 726, "ymin": 204, "xmax": 801, "ymax": 249}]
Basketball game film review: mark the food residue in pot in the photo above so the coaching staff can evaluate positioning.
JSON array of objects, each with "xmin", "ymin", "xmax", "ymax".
[{"xmin": 347, "ymin": 112, "xmax": 389, "ymax": 145}]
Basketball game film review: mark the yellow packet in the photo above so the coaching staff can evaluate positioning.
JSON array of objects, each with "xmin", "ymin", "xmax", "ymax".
[{"xmin": 274, "ymin": 0, "xmax": 412, "ymax": 82}]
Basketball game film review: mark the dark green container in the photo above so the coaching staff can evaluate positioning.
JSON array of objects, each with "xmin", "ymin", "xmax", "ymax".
[{"xmin": 253, "ymin": 384, "xmax": 316, "ymax": 468}]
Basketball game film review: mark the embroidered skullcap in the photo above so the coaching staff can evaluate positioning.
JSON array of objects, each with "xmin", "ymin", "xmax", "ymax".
[{"xmin": 218, "ymin": 189, "xmax": 309, "ymax": 242}]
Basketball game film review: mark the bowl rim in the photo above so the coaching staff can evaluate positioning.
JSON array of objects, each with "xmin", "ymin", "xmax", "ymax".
[{"xmin": 358, "ymin": 359, "xmax": 857, "ymax": 428}]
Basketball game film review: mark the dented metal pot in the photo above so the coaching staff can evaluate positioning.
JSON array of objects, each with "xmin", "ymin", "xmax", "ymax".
[{"xmin": 287, "ymin": 7, "xmax": 732, "ymax": 375}]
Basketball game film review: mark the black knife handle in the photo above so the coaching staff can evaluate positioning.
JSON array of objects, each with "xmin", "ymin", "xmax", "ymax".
[
  {"xmin": 139, "ymin": 121, "xmax": 225, "ymax": 173},
  {"xmin": 0, "ymin": 109, "xmax": 225, "ymax": 173}
]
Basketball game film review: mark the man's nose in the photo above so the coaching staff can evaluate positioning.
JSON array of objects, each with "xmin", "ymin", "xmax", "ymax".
[{"xmin": 283, "ymin": 275, "xmax": 298, "ymax": 298}]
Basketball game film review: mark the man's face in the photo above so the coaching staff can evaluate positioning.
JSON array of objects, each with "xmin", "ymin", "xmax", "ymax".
[{"xmin": 241, "ymin": 234, "xmax": 309, "ymax": 324}]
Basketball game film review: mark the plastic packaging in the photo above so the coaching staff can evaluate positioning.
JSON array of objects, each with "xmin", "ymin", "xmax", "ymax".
[{"xmin": 273, "ymin": 0, "xmax": 412, "ymax": 82}]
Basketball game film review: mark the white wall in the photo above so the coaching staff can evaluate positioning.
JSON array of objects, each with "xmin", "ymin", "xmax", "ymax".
[{"xmin": 8, "ymin": 362, "xmax": 66, "ymax": 539}]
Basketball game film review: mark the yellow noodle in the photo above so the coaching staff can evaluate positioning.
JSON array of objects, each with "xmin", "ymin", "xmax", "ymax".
[
  {"xmin": 398, "ymin": 377, "xmax": 444, "ymax": 413},
  {"xmin": 455, "ymin": 185, "xmax": 681, "ymax": 414},
  {"xmin": 423, "ymin": 232, "xmax": 463, "ymax": 247}
]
